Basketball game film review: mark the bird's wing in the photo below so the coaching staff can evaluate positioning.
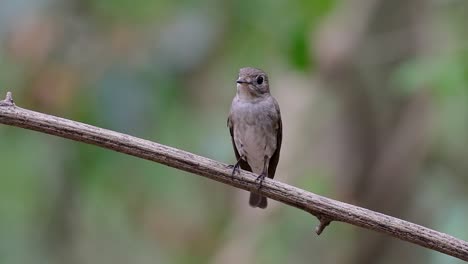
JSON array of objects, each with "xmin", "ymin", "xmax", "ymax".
[
  {"xmin": 228, "ymin": 114, "xmax": 252, "ymax": 172},
  {"xmin": 268, "ymin": 99, "xmax": 282, "ymax": 179}
]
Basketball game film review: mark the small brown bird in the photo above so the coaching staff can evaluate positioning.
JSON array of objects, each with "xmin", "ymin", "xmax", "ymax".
[{"xmin": 227, "ymin": 67, "xmax": 282, "ymax": 209}]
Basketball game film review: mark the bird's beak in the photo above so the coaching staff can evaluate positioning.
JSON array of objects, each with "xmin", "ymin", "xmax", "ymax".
[{"xmin": 236, "ymin": 78, "xmax": 252, "ymax": 84}]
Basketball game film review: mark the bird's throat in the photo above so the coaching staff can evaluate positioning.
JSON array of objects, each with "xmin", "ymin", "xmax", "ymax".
[{"xmin": 237, "ymin": 85, "xmax": 258, "ymax": 101}]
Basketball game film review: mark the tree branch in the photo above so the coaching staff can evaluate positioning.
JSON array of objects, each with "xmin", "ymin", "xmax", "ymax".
[{"xmin": 0, "ymin": 92, "xmax": 467, "ymax": 261}]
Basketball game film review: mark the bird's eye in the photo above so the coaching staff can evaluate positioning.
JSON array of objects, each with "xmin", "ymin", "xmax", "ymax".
[{"xmin": 256, "ymin": 76, "xmax": 264, "ymax": 85}]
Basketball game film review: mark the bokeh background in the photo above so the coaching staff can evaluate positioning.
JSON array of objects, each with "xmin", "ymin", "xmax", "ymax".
[{"xmin": 0, "ymin": 0, "xmax": 467, "ymax": 263}]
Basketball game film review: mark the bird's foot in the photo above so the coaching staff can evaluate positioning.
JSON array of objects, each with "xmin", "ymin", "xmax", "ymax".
[
  {"xmin": 255, "ymin": 172, "xmax": 267, "ymax": 190},
  {"xmin": 228, "ymin": 162, "xmax": 241, "ymax": 178}
]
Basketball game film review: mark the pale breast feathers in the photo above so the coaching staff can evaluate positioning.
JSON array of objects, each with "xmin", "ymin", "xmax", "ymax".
[{"xmin": 229, "ymin": 97, "xmax": 280, "ymax": 173}]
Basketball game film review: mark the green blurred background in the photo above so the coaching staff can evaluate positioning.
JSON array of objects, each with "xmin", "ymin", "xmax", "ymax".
[{"xmin": 0, "ymin": 0, "xmax": 467, "ymax": 263}]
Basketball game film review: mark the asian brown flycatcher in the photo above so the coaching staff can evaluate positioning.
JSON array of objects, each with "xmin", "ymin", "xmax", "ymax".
[{"xmin": 228, "ymin": 67, "xmax": 282, "ymax": 209}]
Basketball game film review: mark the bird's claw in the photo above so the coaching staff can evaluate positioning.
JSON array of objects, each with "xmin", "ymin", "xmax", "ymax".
[
  {"xmin": 228, "ymin": 163, "xmax": 241, "ymax": 177},
  {"xmin": 255, "ymin": 172, "xmax": 266, "ymax": 190}
]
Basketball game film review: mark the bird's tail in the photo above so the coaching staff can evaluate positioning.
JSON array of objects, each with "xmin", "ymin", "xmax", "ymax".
[{"xmin": 249, "ymin": 192, "xmax": 267, "ymax": 209}]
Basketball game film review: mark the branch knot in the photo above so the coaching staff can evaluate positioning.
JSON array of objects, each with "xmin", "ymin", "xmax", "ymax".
[{"xmin": 0, "ymin": 92, "xmax": 15, "ymax": 107}]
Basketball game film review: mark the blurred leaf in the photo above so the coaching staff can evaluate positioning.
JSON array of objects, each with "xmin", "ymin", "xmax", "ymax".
[
  {"xmin": 288, "ymin": 24, "xmax": 310, "ymax": 70},
  {"xmin": 286, "ymin": 0, "xmax": 337, "ymax": 70}
]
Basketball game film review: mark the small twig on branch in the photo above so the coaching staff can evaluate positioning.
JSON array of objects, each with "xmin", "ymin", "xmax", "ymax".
[
  {"xmin": 315, "ymin": 216, "xmax": 332, "ymax": 235},
  {"xmin": 0, "ymin": 92, "xmax": 467, "ymax": 261},
  {"xmin": 0, "ymin": 91, "xmax": 14, "ymax": 106}
]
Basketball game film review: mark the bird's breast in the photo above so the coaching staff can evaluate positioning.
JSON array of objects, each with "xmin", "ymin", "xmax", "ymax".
[{"xmin": 231, "ymin": 97, "xmax": 279, "ymax": 173}]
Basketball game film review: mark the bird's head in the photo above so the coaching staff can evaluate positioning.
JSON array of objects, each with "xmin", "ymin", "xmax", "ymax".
[{"xmin": 236, "ymin": 67, "xmax": 270, "ymax": 99}]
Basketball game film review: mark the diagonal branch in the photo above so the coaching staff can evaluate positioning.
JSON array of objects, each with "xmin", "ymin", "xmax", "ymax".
[{"xmin": 0, "ymin": 92, "xmax": 467, "ymax": 261}]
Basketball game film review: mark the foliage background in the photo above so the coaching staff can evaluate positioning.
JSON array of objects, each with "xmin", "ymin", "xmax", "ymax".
[{"xmin": 0, "ymin": 0, "xmax": 467, "ymax": 263}]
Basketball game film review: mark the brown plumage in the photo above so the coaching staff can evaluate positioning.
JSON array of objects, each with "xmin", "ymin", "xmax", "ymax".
[{"xmin": 227, "ymin": 67, "xmax": 282, "ymax": 209}]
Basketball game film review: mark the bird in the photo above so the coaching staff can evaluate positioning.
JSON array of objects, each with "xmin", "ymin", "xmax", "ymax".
[{"xmin": 227, "ymin": 67, "xmax": 282, "ymax": 209}]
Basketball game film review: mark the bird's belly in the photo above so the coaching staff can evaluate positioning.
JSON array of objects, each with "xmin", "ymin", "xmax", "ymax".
[{"xmin": 234, "ymin": 125, "xmax": 277, "ymax": 173}]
